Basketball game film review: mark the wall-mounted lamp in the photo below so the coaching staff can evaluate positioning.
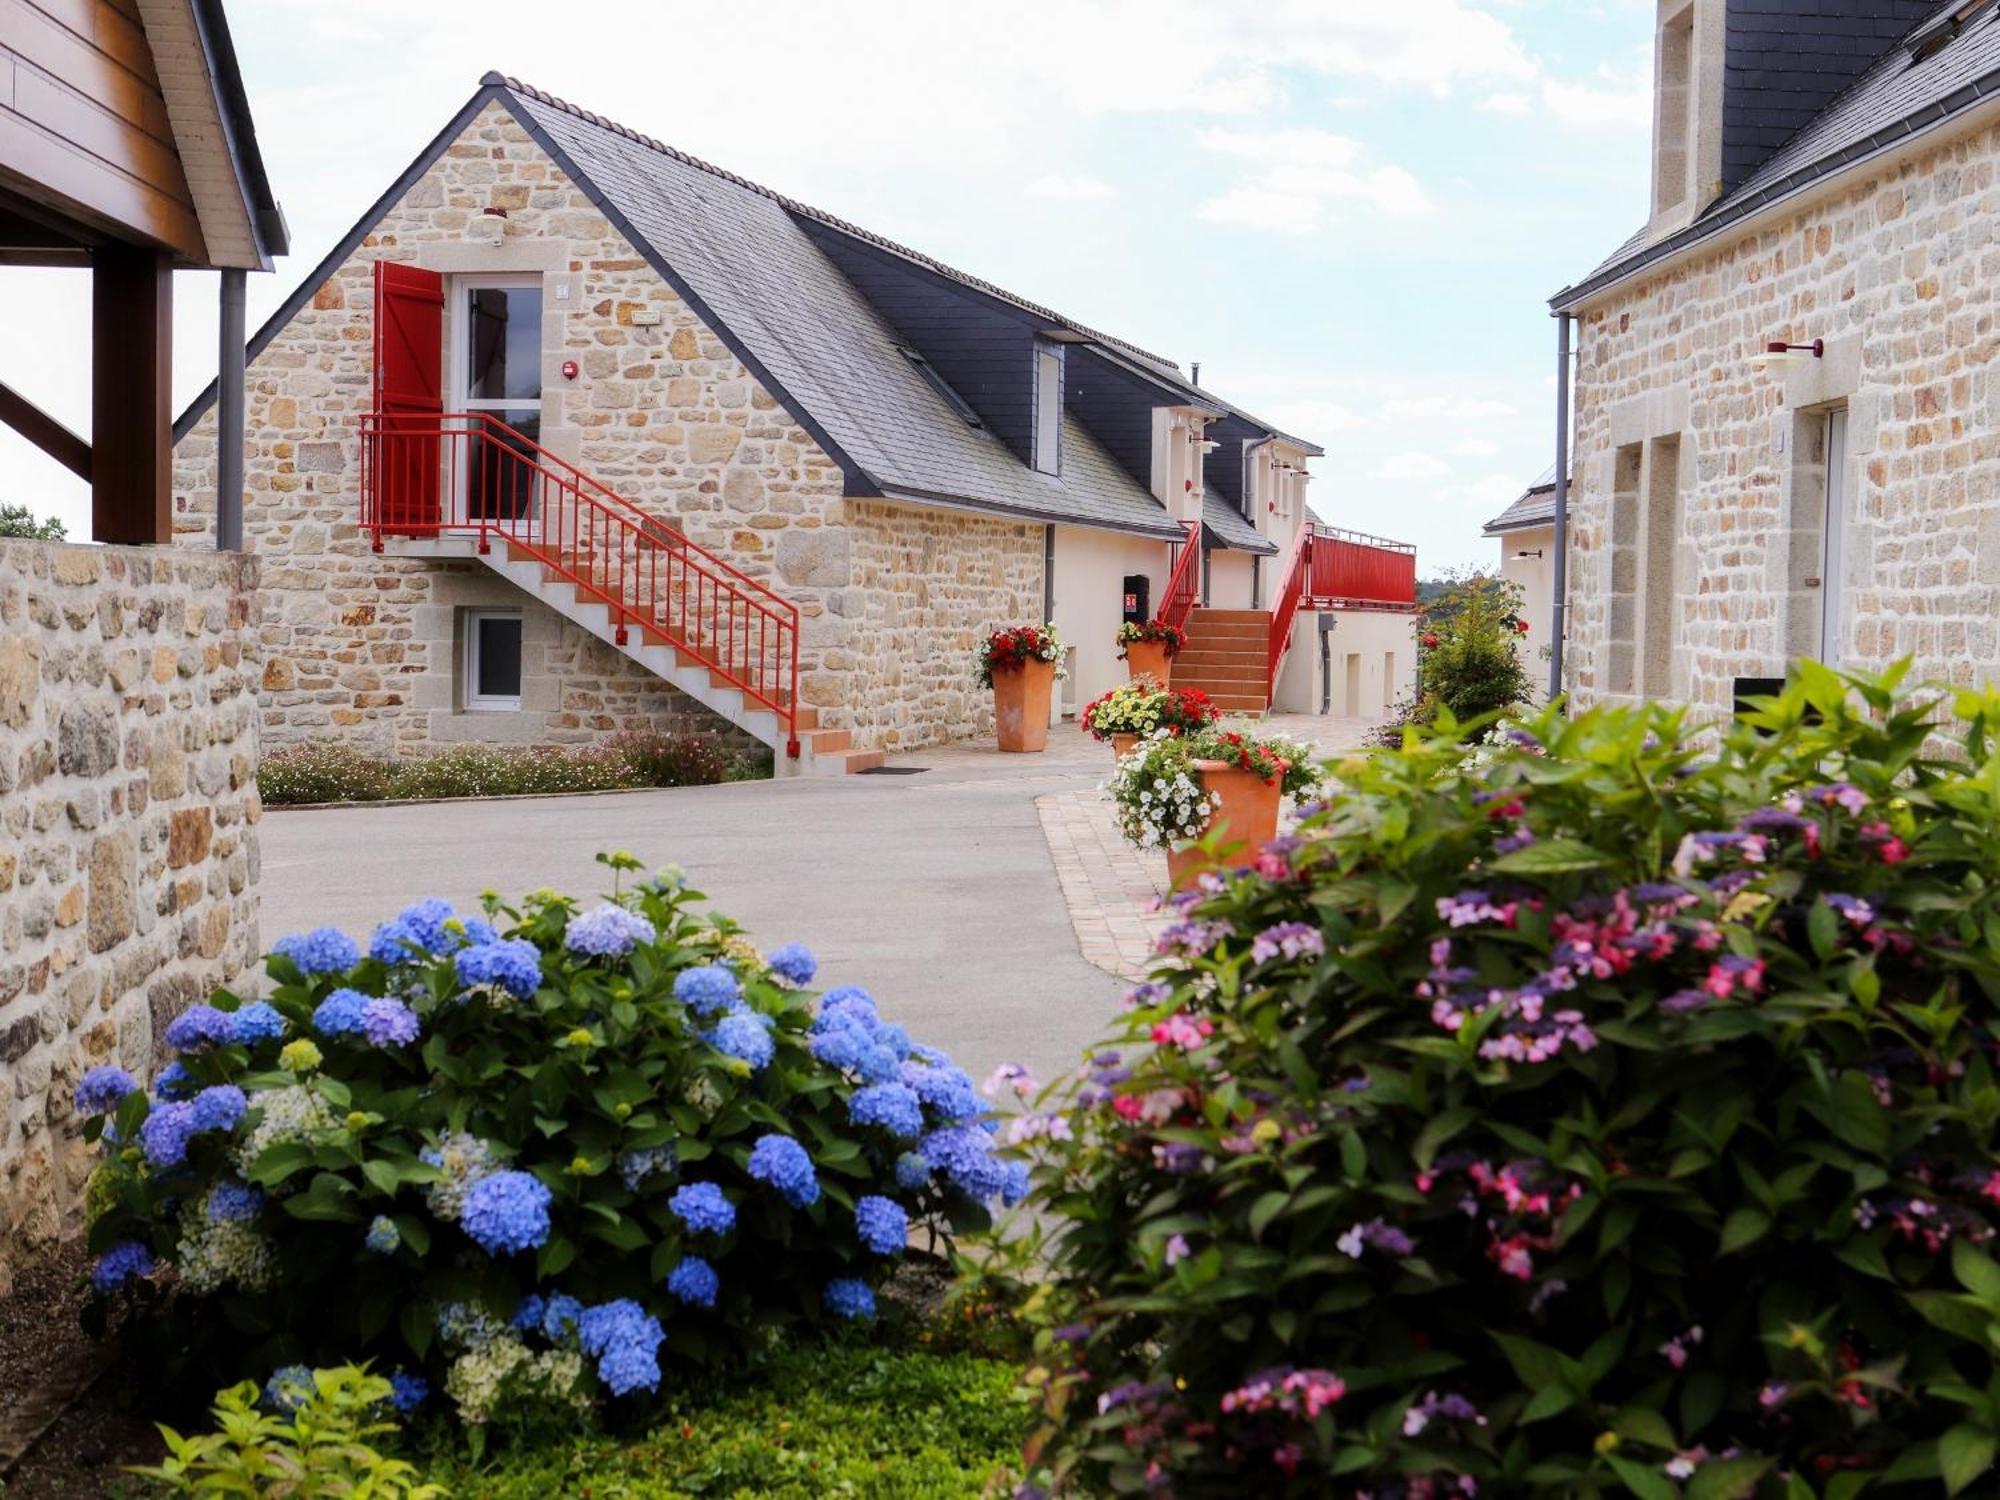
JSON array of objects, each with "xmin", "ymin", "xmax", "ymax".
[
  {"xmin": 1196, "ymin": 439, "xmax": 1219, "ymax": 454},
  {"xmin": 1749, "ymin": 338, "xmax": 1824, "ymax": 371},
  {"xmin": 1515, "ymin": 548, "xmax": 1544, "ymax": 559}
]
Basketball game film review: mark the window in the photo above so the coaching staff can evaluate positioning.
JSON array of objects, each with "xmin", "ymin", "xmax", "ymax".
[
  {"xmin": 898, "ymin": 347, "xmax": 983, "ymax": 428},
  {"xmin": 1606, "ymin": 442, "xmax": 1643, "ymax": 695},
  {"xmin": 464, "ymin": 609, "xmax": 524, "ymax": 711},
  {"xmin": 1034, "ymin": 345, "xmax": 1062, "ymax": 475},
  {"xmin": 453, "ymin": 276, "xmax": 543, "ymax": 522}
]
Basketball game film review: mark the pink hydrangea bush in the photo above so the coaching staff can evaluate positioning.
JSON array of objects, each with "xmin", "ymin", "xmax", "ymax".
[{"xmin": 1005, "ymin": 666, "xmax": 2000, "ymax": 1497}]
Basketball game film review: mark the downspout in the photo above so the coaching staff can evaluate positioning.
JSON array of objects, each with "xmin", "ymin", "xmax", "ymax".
[
  {"xmin": 1042, "ymin": 524, "xmax": 1055, "ymax": 623},
  {"xmin": 217, "ymin": 269, "xmax": 247, "ymax": 551},
  {"xmin": 1547, "ymin": 312, "xmax": 1570, "ymax": 703}
]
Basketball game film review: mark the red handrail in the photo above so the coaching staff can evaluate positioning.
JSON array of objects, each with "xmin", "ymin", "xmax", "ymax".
[
  {"xmin": 1265, "ymin": 520, "xmax": 1314, "ymax": 699},
  {"xmin": 360, "ymin": 412, "xmax": 801, "ymax": 757},
  {"xmin": 1155, "ymin": 518, "xmax": 1202, "ymax": 635}
]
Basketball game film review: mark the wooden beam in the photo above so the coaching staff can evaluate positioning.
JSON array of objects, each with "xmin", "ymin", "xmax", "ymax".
[
  {"xmin": 90, "ymin": 242, "xmax": 168, "ymax": 542},
  {"xmin": 0, "ymin": 377, "xmax": 89, "ymax": 479}
]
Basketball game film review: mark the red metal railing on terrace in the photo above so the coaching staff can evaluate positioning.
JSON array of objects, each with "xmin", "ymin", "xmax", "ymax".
[
  {"xmin": 1266, "ymin": 521, "xmax": 1418, "ymax": 698},
  {"xmin": 1156, "ymin": 518, "xmax": 1203, "ymax": 635},
  {"xmin": 359, "ymin": 412, "xmax": 801, "ymax": 757}
]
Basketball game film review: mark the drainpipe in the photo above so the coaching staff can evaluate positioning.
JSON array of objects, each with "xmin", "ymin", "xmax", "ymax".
[
  {"xmin": 217, "ymin": 269, "xmax": 247, "ymax": 552},
  {"xmin": 1547, "ymin": 312, "xmax": 1571, "ymax": 703},
  {"xmin": 1042, "ymin": 524, "xmax": 1055, "ymax": 622}
]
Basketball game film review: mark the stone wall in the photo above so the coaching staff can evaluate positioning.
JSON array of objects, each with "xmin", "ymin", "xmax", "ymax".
[
  {"xmin": 0, "ymin": 541, "xmax": 261, "ymax": 1294},
  {"xmin": 173, "ymin": 99, "xmax": 1039, "ymax": 756},
  {"xmin": 1563, "ymin": 117, "xmax": 2000, "ymax": 717},
  {"xmin": 841, "ymin": 502, "xmax": 1045, "ymax": 748}
]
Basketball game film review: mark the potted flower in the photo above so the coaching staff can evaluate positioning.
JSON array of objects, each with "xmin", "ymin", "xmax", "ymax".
[
  {"xmin": 1116, "ymin": 620, "xmax": 1187, "ymax": 684},
  {"xmin": 1080, "ymin": 681, "xmax": 1220, "ymax": 759},
  {"xmin": 976, "ymin": 623, "xmax": 1065, "ymax": 752},
  {"xmin": 1105, "ymin": 723, "xmax": 1325, "ymax": 887}
]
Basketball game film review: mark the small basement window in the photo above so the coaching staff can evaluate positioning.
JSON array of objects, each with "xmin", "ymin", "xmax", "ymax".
[
  {"xmin": 1034, "ymin": 345, "xmax": 1063, "ymax": 475},
  {"xmin": 464, "ymin": 608, "xmax": 523, "ymax": 711}
]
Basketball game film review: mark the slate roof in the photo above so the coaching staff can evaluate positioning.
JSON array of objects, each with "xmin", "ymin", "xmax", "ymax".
[
  {"xmin": 180, "ymin": 74, "xmax": 1318, "ymax": 542},
  {"xmin": 1202, "ymin": 484, "xmax": 1279, "ymax": 555},
  {"xmin": 1482, "ymin": 484, "xmax": 1558, "ymax": 536},
  {"xmin": 1554, "ymin": 0, "xmax": 2000, "ymax": 308}
]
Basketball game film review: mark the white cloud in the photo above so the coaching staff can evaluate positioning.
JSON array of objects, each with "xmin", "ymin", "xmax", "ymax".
[
  {"xmin": 1452, "ymin": 437, "xmax": 1502, "ymax": 457},
  {"xmin": 1197, "ymin": 127, "xmax": 1428, "ymax": 233},
  {"xmin": 1539, "ymin": 62, "xmax": 1651, "ymax": 129},
  {"xmin": 1373, "ymin": 452, "xmax": 1453, "ymax": 481},
  {"xmin": 1381, "ymin": 394, "xmax": 1518, "ymax": 422},
  {"xmin": 1025, "ymin": 173, "xmax": 1115, "ymax": 201}
]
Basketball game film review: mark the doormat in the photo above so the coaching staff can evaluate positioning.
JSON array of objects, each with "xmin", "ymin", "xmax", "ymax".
[{"xmin": 858, "ymin": 766, "xmax": 928, "ymax": 775}]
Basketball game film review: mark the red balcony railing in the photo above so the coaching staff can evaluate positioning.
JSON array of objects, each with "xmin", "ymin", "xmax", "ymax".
[
  {"xmin": 360, "ymin": 412, "xmax": 801, "ymax": 756},
  {"xmin": 1267, "ymin": 521, "xmax": 1418, "ymax": 697}
]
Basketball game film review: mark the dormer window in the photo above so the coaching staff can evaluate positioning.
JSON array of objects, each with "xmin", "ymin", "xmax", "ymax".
[{"xmin": 1034, "ymin": 343, "xmax": 1062, "ymax": 476}]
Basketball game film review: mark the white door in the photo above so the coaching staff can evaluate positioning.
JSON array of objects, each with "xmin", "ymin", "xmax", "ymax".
[
  {"xmin": 451, "ymin": 276, "xmax": 543, "ymax": 521},
  {"xmin": 1819, "ymin": 408, "xmax": 1848, "ymax": 665}
]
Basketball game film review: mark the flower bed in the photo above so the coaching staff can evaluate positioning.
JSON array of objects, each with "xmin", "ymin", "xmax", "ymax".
[
  {"xmin": 1009, "ymin": 669, "xmax": 2000, "ymax": 1496},
  {"xmin": 80, "ymin": 855, "xmax": 1022, "ymax": 1429},
  {"xmin": 259, "ymin": 732, "xmax": 763, "ymax": 806}
]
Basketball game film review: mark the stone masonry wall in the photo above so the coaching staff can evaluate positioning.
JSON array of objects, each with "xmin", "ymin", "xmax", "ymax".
[
  {"xmin": 1564, "ymin": 117, "xmax": 2000, "ymax": 718},
  {"xmin": 0, "ymin": 541, "xmax": 261, "ymax": 1294},
  {"xmin": 841, "ymin": 501, "xmax": 1045, "ymax": 748},
  {"xmin": 173, "ymin": 99, "xmax": 1040, "ymax": 755}
]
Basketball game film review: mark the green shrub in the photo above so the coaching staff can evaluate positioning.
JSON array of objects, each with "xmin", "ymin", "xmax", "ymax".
[
  {"xmin": 1005, "ymin": 666, "xmax": 2000, "ymax": 1496},
  {"xmin": 422, "ymin": 1343, "xmax": 1021, "ymax": 1497},
  {"xmin": 258, "ymin": 733, "xmax": 758, "ymax": 806},
  {"xmin": 1378, "ymin": 571, "xmax": 1534, "ymax": 744},
  {"xmin": 133, "ymin": 1364, "xmax": 442, "ymax": 1497},
  {"xmin": 81, "ymin": 854, "xmax": 1023, "ymax": 1429}
]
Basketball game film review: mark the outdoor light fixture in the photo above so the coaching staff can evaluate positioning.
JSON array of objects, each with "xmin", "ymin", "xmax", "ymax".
[
  {"xmin": 1749, "ymin": 338, "xmax": 1824, "ymax": 371},
  {"xmin": 1516, "ymin": 548, "xmax": 1544, "ymax": 559}
]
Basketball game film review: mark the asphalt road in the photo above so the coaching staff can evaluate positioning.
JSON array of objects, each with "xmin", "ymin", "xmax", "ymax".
[{"xmin": 256, "ymin": 739, "xmax": 1128, "ymax": 1089}]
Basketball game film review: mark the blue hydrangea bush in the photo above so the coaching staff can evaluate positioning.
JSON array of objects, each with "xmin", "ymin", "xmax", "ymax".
[
  {"xmin": 1007, "ymin": 668, "xmax": 2000, "ymax": 1497},
  {"xmin": 81, "ymin": 855, "xmax": 1020, "ymax": 1427}
]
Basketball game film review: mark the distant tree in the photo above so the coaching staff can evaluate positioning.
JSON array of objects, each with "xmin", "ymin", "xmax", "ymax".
[{"xmin": 0, "ymin": 504, "xmax": 66, "ymax": 540}]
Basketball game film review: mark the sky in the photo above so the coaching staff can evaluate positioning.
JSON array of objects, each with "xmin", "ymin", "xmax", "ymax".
[{"xmin": 0, "ymin": 0, "xmax": 1654, "ymax": 570}]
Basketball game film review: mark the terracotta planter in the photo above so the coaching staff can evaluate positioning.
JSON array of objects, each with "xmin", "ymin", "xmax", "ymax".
[
  {"xmin": 1109, "ymin": 732, "xmax": 1139, "ymax": 760},
  {"xmin": 992, "ymin": 658, "xmax": 1054, "ymax": 752},
  {"xmin": 1166, "ymin": 758, "xmax": 1282, "ymax": 888},
  {"xmin": 1125, "ymin": 640, "xmax": 1172, "ymax": 685}
]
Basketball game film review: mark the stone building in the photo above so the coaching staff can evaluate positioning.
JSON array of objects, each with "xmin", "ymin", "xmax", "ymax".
[
  {"xmin": 1, "ymin": 0, "xmax": 281, "ymax": 1290},
  {"xmin": 1547, "ymin": 0, "xmax": 2000, "ymax": 715},
  {"xmin": 174, "ymin": 74, "xmax": 1418, "ymax": 771}
]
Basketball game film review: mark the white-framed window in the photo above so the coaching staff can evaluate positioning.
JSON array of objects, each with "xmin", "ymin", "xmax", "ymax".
[
  {"xmin": 464, "ymin": 608, "xmax": 524, "ymax": 711},
  {"xmin": 1033, "ymin": 344, "xmax": 1062, "ymax": 475}
]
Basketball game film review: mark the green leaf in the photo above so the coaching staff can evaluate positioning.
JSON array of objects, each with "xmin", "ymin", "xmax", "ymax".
[
  {"xmin": 1680, "ymin": 1371, "xmax": 1726, "ymax": 1437},
  {"xmin": 360, "ymin": 1158, "xmax": 399, "ymax": 1199},
  {"xmin": 1248, "ymin": 1192, "xmax": 1290, "ymax": 1241},
  {"xmin": 1686, "ymin": 1456, "xmax": 1773, "ymax": 1500},
  {"xmin": 1954, "ymin": 1240, "xmax": 2000, "ymax": 1305},
  {"xmin": 1492, "ymin": 1332, "xmax": 1565, "ymax": 1388},
  {"xmin": 1941, "ymin": 1423, "xmax": 1997, "ymax": 1496},
  {"xmin": 1518, "ymin": 1384, "xmax": 1575, "ymax": 1423},
  {"xmin": 1807, "ymin": 897, "xmax": 1837, "ymax": 962},
  {"xmin": 1908, "ymin": 1291, "xmax": 1998, "ymax": 1344},
  {"xmin": 1488, "ymin": 837, "xmax": 1609, "ymax": 875},
  {"xmin": 1610, "ymin": 1406, "xmax": 1678, "ymax": 1451},
  {"xmin": 1719, "ymin": 1207, "xmax": 1771, "ymax": 1255},
  {"xmin": 1606, "ymin": 1454, "xmax": 1676, "ymax": 1500},
  {"xmin": 1412, "ymin": 1106, "xmax": 1478, "ymax": 1170},
  {"xmin": 243, "ymin": 1142, "xmax": 315, "ymax": 1189}
]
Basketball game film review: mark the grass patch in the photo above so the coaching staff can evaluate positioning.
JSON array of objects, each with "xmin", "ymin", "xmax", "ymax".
[
  {"xmin": 422, "ymin": 1343, "xmax": 1023, "ymax": 1498},
  {"xmin": 260, "ymin": 732, "xmax": 769, "ymax": 806}
]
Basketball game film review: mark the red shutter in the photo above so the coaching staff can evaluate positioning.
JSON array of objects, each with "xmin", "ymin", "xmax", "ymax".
[{"xmin": 371, "ymin": 261, "xmax": 445, "ymax": 534}]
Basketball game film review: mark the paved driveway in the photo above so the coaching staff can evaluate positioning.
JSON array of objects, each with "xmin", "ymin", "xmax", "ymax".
[{"xmin": 259, "ymin": 715, "xmax": 1380, "ymax": 1088}]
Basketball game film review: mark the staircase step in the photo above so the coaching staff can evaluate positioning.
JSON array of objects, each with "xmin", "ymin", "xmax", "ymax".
[
  {"xmin": 794, "ymin": 706, "xmax": 820, "ymax": 732},
  {"xmin": 807, "ymin": 728, "xmax": 853, "ymax": 754},
  {"xmin": 1177, "ymin": 648, "xmax": 1266, "ymax": 666},
  {"xmin": 1187, "ymin": 624, "xmax": 1265, "ymax": 641},
  {"xmin": 839, "ymin": 749, "xmax": 887, "ymax": 773},
  {"xmin": 1191, "ymin": 609, "xmax": 1269, "ymax": 624}
]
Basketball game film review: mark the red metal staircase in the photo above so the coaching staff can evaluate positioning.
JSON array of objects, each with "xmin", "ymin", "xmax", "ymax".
[{"xmin": 359, "ymin": 411, "xmax": 874, "ymax": 772}]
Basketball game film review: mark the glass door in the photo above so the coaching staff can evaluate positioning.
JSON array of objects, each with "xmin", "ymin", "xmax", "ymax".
[{"xmin": 452, "ymin": 277, "xmax": 543, "ymax": 522}]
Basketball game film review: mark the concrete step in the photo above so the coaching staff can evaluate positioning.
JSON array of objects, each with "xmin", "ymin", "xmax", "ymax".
[
  {"xmin": 807, "ymin": 727, "xmax": 853, "ymax": 754},
  {"xmin": 1177, "ymin": 647, "xmax": 1265, "ymax": 666},
  {"xmin": 1187, "ymin": 624, "xmax": 1265, "ymax": 642},
  {"xmin": 1191, "ymin": 608, "xmax": 1268, "ymax": 624}
]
